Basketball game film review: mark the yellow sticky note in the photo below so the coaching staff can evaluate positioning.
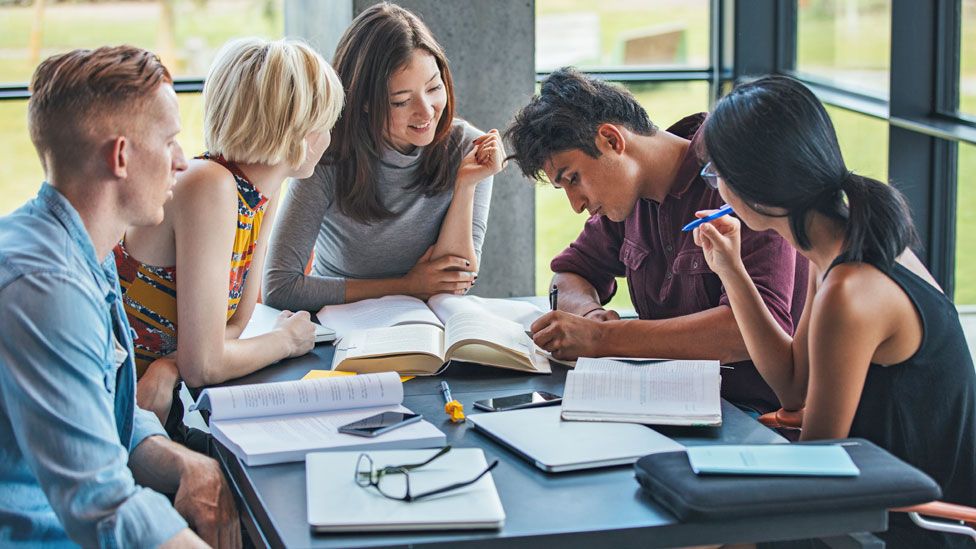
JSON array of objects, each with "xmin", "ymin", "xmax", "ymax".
[
  {"xmin": 301, "ymin": 370, "xmax": 414, "ymax": 383},
  {"xmin": 302, "ymin": 370, "xmax": 356, "ymax": 381}
]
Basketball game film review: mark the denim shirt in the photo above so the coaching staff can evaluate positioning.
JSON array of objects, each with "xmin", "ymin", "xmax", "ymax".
[{"xmin": 0, "ymin": 184, "xmax": 187, "ymax": 547}]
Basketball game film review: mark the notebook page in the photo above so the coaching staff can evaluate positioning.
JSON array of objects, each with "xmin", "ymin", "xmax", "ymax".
[
  {"xmin": 339, "ymin": 324, "xmax": 445, "ymax": 360},
  {"xmin": 192, "ymin": 372, "xmax": 403, "ymax": 421},
  {"xmin": 444, "ymin": 311, "xmax": 534, "ymax": 356},
  {"xmin": 562, "ymin": 359, "xmax": 720, "ymax": 418},
  {"xmin": 428, "ymin": 294, "xmax": 545, "ymax": 330},
  {"xmin": 241, "ymin": 302, "xmax": 334, "ymax": 342},
  {"xmin": 317, "ymin": 295, "xmax": 442, "ymax": 339}
]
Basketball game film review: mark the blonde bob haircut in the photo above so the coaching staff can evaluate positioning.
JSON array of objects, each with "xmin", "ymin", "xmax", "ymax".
[{"xmin": 203, "ymin": 37, "xmax": 343, "ymax": 168}]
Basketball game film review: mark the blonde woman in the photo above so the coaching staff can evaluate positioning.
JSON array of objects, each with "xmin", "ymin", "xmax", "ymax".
[{"xmin": 114, "ymin": 38, "xmax": 344, "ymax": 449}]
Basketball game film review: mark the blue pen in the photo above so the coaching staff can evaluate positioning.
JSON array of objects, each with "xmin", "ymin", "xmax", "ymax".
[{"xmin": 681, "ymin": 204, "xmax": 734, "ymax": 232}]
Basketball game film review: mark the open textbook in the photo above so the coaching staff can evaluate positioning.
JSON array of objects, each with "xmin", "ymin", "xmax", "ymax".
[
  {"xmin": 318, "ymin": 294, "xmax": 546, "ymax": 338},
  {"xmin": 191, "ymin": 372, "xmax": 446, "ymax": 466},
  {"xmin": 322, "ymin": 295, "xmax": 553, "ymax": 376},
  {"xmin": 561, "ymin": 358, "xmax": 722, "ymax": 427}
]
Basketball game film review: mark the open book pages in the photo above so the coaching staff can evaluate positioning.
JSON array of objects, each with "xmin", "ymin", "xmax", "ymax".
[
  {"xmin": 317, "ymin": 294, "xmax": 546, "ymax": 340},
  {"xmin": 561, "ymin": 358, "xmax": 722, "ymax": 427},
  {"xmin": 191, "ymin": 373, "xmax": 446, "ymax": 465},
  {"xmin": 191, "ymin": 371, "xmax": 404, "ymax": 421},
  {"xmin": 331, "ymin": 311, "xmax": 551, "ymax": 375}
]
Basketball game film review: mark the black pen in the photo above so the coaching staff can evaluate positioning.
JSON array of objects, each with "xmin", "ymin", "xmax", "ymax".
[{"xmin": 549, "ymin": 284, "xmax": 559, "ymax": 311}]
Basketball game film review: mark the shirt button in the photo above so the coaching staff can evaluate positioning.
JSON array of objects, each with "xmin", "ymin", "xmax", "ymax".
[
  {"xmin": 665, "ymin": 272, "xmax": 673, "ymax": 280},
  {"xmin": 692, "ymin": 260, "xmax": 699, "ymax": 269},
  {"xmin": 665, "ymin": 244, "xmax": 673, "ymax": 253}
]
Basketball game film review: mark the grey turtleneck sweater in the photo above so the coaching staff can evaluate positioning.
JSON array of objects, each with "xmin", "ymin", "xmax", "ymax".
[{"xmin": 263, "ymin": 119, "xmax": 492, "ymax": 311}]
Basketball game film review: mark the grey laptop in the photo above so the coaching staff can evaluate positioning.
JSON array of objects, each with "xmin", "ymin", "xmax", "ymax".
[{"xmin": 468, "ymin": 406, "xmax": 683, "ymax": 473}]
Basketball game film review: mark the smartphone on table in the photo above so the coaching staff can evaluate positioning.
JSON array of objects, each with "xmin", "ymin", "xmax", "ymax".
[
  {"xmin": 337, "ymin": 411, "xmax": 422, "ymax": 437},
  {"xmin": 472, "ymin": 391, "xmax": 562, "ymax": 412}
]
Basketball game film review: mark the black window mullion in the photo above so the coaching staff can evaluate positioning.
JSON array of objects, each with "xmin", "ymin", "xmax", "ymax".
[{"xmin": 888, "ymin": 0, "xmax": 960, "ymax": 296}]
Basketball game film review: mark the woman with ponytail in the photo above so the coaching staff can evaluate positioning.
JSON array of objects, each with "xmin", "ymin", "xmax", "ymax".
[{"xmin": 694, "ymin": 75, "xmax": 975, "ymax": 548}]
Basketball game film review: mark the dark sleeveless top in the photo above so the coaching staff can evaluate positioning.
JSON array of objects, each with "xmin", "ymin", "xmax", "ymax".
[{"xmin": 825, "ymin": 257, "xmax": 976, "ymax": 548}]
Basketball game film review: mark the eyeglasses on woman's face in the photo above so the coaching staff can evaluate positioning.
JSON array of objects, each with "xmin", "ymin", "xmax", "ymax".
[
  {"xmin": 700, "ymin": 161, "xmax": 721, "ymax": 190},
  {"xmin": 354, "ymin": 445, "xmax": 499, "ymax": 502}
]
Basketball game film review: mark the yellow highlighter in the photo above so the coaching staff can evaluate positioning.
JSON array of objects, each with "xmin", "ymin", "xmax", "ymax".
[{"xmin": 440, "ymin": 380, "xmax": 465, "ymax": 423}]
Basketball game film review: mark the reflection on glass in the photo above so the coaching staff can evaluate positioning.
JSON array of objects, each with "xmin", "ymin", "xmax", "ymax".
[
  {"xmin": 955, "ymin": 143, "xmax": 976, "ymax": 304},
  {"xmin": 962, "ymin": 0, "xmax": 976, "ymax": 115},
  {"xmin": 535, "ymin": 0, "xmax": 709, "ymax": 71},
  {"xmin": 797, "ymin": 0, "xmax": 891, "ymax": 97},
  {"xmin": 0, "ymin": 94, "xmax": 206, "ymax": 216},
  {"xmin": 0, "ymin": 0, "xmax": 283, "ymax": 82},
  {"xmin": 534, "ymin": 81, "xmax": 709, "ymax": 309}
]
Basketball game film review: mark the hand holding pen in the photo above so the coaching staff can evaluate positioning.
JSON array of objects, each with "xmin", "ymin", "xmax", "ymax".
[{"xmin": 690, "ymin": 206, "xmax": 744, "ymax": 279}]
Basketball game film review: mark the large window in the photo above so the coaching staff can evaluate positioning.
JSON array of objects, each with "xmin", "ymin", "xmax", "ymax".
[
  {"xmin": 826, "ymin": 106, "xmax": 889, "ymax": 182},
  {"xmin": 963, "ymin": 0, "xmax": 976, "ymax": 116},
  {"xmin": 0, "ymin": 0, "xmax": 283, "ymax": 82},
  {"xmin": 535, "ymin": 0, "xmax": 710, "ymax": 71},
  {"xmin": 956, "ymin": 143, "xmax": 976, "ymax": 304},
  {"xmin": 0, "ymin": 0, "xmax": 283, "ymax": 215},
  {"xmin": 796, "ymin": 0, "xmax": 891, "ymax": 97}
]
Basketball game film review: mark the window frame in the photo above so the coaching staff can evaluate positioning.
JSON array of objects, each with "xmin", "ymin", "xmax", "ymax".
[{"xmin": 2, "ymin": 0, "xmax": 972, "ymax": 298}]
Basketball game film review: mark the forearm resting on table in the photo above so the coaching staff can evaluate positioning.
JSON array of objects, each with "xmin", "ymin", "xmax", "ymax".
[
  {"xmin": 721, "ymin": 264, "xmax": 804, "ymax": 409},
  {"xmin": 550, "ymin": 272, "xmax": 607, "ymax": 315},
  {"xmin": 600, "ymin": 306, "xmax": 750, "ymax": 364},
  {"xmin": 345, "ymin": 277, "xmax": 413, "ymax": 303},
  {"xmin": 179, "ymin": 331, "xmax": 294, "ymax": 388}
]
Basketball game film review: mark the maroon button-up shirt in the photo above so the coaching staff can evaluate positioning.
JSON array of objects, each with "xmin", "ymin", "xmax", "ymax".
[{"xmin": 550, "ymin": 113, "xmax": 808, "ymax": 413}]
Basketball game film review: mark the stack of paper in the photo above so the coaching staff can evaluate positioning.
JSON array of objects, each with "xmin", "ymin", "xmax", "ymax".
[{"xmin": 560, "ymin": 358, "xmax": 722, "ymax": 426}]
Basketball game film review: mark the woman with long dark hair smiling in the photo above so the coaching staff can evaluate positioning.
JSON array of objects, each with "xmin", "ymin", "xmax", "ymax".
[
  {"xmin": 693, "ymin": 75, "xmax": 975, "ymax": 547},
  {"xmin": 263, "ymin": 3, "xmax": 503, "ymax": 311}
]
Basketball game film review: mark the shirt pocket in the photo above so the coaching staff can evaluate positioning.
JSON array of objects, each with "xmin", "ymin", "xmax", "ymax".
[
  {"xmin": 671, "ymin": 249, "xmax": 712, "ymax": 310},
  {"xmin": 619, "ymin": 239, "xmax": 650, "ymax": 313},
  {"xmin": 619, "ymin": 238, "xmax": 650, "ymax": 272},
  {"xmin": 672, "ymin": 249, "xmax": 711, "ymax": 276}
]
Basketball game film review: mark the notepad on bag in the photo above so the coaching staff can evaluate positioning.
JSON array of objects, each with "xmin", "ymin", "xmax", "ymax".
[
  {"xmin": 306, "ymin": 448, "xmax": 505, "ymax": 532},
  {"xmin": 686, "ymin": 444, "xmax": 860, "ymax": 477}
]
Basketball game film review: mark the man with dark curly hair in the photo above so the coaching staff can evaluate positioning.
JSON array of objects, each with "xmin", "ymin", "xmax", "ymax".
[{"xmin": 507, "ymin": 67, "xmax": 807, "ymax": 415}]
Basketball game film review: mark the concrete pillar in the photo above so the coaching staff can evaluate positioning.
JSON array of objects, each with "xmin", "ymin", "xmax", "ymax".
[
  {"xmin": 288, "ymin": 0, "xmax": 537, "ymax": 298},
  {"xmin": 284, "ymin": 0, "xmax": 353, "ymax": 61}
]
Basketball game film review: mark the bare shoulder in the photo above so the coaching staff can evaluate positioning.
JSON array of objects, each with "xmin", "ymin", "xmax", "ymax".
[
  {"xmin": 813, "ymin": 261, "xmax": 917, "ymax": 345},
  {"xmin": 814, "ymin": 263, "xmax": 893, "ymax": 323},
  {"xmin": 171, "ymin": 159, "xmax": 238, "ymax": 216}
]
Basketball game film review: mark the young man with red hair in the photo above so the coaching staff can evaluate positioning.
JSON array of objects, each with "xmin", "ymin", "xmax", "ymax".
[{"xmin": 0, "ymin": 46, "xmax": 238, "ymax": 548}]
